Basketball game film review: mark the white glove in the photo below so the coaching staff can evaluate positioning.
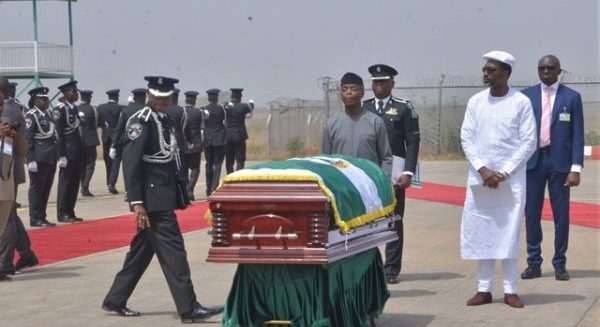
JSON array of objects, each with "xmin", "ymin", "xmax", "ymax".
[
  {"xmin": 58, "ymin": 157, "xmax": 68, "ymax": 168},
  {"xmin": 109, "ymin": 147, "xmax": 117, "ymax": 160},
  {"xmin": 187, "ymin": 143, "xmax": 194, "ymax": 150},
  {"xmin": 28, "ymin": 161, "xmax": 38, "ymax": 172}
]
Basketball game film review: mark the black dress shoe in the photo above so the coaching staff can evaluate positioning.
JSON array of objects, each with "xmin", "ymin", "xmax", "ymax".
[
  {"xmin": 386, "ymin": 275, "xmax": 400, "ymax": 284},
  {"xmin": 554, "ymin": 265, "xmax": 570, "ymax": 281},
  {"xmin": 15, "ymin": 202, "xmax": 22, "ymax": 208},
  {"xmin": 70, "ymin": 215, "xmax": 84, "ymax": 222},
  {"xmin": 58, "ymin": 215, "xmax": 77, "ymax": 223},
  {"xmin": 81, "ymin": 189, "xmax": 94, "ymax": 197},
  {"xmin": 15, "ymin": 255, "xmax": 39, "ymax": 271},
  {"xmin": 108, "ymin": 186, "xmax": 119, "ymax": 194},
  {"xmin": 102, "ymin": 303, "xmax": 141, "ymax": 317},
  {"xmin": 0, "ymin": 273, "xmax": 12, "ymax": 282},
  {"xmin": 521, "ymin": 264, "xmax": 542, "ymax": 279},
  {"xmin": 181, "ymin": 304, "xmax": 224, "ymax": 323},
  {"xmin": 0, "ymin": 265, "xmax": 15, "ymax": 275},
  {"xmin": 30, "ymin": 219, "xmax": 56, "ymax": 227}
]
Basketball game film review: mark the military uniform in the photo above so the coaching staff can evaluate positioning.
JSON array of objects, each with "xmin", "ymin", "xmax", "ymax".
[
  {"xmin": 97, "ymin": 90, "xmax": 122, "ymax": 193},
  {"xmin": 78, "ymin": 90, "xmax": 100, "ymax": 196},
  {"xmin": 202, "ymin": 89, "xmax": 227, "ymax": 196},
  {"xmin": 364, "ymin": 64, "xmax": 420, "ymax": 282},
  {"xmin": 182, "ymin": 91, "xmax": 204, "ymax": 200},
  {"xmin": 166, "ymin": 91, "xmax": 188, "ymax": 187},
  {"xmin": 25, "ymin": 101, "xmax": 58, "ymax": 226},
  {"xmin": 103, "ymin": 76, "xmax": 222, "ymax": 322},
  {"xmin": 112, "ymin": 88, "xmax": 146, "ymax": 153},
  {"xmin": 54, "ymin": 95, "xmax": 84, "ymax": 222},
  {"xmin": 224, "ymin": 91, "xmax": 252, "ymax": 174}
]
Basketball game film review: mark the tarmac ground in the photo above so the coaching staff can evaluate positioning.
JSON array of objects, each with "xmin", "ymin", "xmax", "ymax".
[{"xmin": 2, "ymin": 159, "xmax": 599, "ymax": 327}]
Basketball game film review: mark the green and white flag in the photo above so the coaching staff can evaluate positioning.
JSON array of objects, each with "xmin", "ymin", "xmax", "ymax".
[{"xmin": 221, "ymin": 155, "xmax": 396, "ymax": 232}]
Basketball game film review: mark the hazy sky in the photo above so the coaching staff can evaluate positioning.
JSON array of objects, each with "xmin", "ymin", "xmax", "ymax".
[{"xmin": 0, "ymin": 0, "xmax": 598, "ymax": 104}]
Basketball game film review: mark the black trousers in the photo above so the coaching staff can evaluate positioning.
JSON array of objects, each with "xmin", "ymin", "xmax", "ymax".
[
  {"xmin": 29, "ymin": 163, "xmax": 56, "ymax": 221},
  {"xmin": 57, "ymin": 153, "xmax": 83, "ymax": 217},
  {"xmin": 204, "ymin": 145, "xmax": 225, "ymax": 195},
  {"xmin": 103, "ymin": 210, "xmax": 198, "ymax": 315},
  {"xmin": 0, "ymin": 182, "xmax": 34, "ymax": 270},
  {"xmin": 225, "ymin": 140, "xmax": 246, "ymax": 174},
  {"xmin": 102, "ymin": 139, "xmax": 121, "ymax": 187},
  {"xmin": 81, "ymin": 145, "xmax": 97, "ymax": 191},
  {"xmin": 384, "ymin": 186, "xmax": 405, "ymax": 278}
]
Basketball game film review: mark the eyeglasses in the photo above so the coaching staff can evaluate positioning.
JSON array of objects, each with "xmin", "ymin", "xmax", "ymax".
[{"xmin": 482, "ymin": 67, "xmax": 497, "ymax": 73}]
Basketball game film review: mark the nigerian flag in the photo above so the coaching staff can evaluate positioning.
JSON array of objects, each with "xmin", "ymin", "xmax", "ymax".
[{"xmin": 220, "ymin": 155, "xmax": 396, "ymax": 232}]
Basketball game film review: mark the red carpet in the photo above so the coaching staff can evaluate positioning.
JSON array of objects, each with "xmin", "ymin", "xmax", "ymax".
[
  {"xmin": 25, "ymin": 201, "xmax": 210, "ymax": 267},
  {"xmin": 407, "ymin": 182, "xmax": 600, "ymax": 229},
  {"xmin": 18, "ymin": 184, "xmax": 598, "ymax": 268}
]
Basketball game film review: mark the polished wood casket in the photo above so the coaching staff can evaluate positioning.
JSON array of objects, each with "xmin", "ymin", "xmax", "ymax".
[{"xmin": 206, "ymin": 180, "xmax": 399, "ymax": 265}]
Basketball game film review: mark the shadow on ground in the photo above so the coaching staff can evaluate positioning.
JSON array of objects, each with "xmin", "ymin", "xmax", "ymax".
[
  {"xmin": 521, "ymin": 293, "xmax": 587, "ymax": 305},
  {"xmin": 389, "ymin": 289, "xmax": 437, "ymax": 298},
  {"xmin": 376, "ymin": 313, "xmax": 435, "ymax": 327},
  {"xmin": 400, "ymin": 272, "xmax": 464, "ymax": 282}
]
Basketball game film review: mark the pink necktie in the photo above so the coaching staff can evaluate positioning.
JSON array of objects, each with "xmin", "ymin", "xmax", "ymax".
[{"xmin": 540, "ymin": 86, "xmax": 552, "ymax": 146}]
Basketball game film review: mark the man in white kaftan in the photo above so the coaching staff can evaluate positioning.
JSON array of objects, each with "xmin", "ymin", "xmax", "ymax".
[{"xmin": 460, "ymin": 51, "xmax": 537, "ymax": 308}]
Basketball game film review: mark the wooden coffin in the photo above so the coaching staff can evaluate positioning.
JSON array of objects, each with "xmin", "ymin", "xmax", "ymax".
[{"xmin": 206, "ymin": 181, "xmax": 399, "ymax": 265}]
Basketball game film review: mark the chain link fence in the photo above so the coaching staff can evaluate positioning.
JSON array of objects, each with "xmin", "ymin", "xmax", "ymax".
[{"xmin": 251, "ymin": 73, "xmax": 600, "ymax": 159}]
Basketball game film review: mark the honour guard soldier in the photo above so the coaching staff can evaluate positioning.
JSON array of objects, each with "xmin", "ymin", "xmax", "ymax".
[
  {"xmin": 97, "ymin": 89, "xmax": 122, "ymax": 194},
  {"xmin": 78, "ymin": 90, "xmax": 100, "ymax": 197},
  {"xmin": 111, "ymin": 88, "xmax": 146, "ymax": 156},
  {"xmin": 167, "ymin": 88, "xmax": 188, "ymax": 186},
  {"xmin": 102, "ymin": 76, "xmax": 223, "ymax": 323},
  {"xmin": 183, "ymin": 91, "xmax": 204, "ymax": 201},
  {"xmin": 202, "ymin": 88, "xmax": 227, "ymax": 196},
  {"xmin": 25, "ymin": 87, "xmax": 58, "ymax": 227},
  {"xmin": 53, "ymin": 80, "xmax": 84, "ymax": 223},
  {"xmin": 365, "ymin": 64, "xmax": 420, "ymax": 284},
  {"xmin": 224, "ymin": 88, "xmax": 253, "ymax": 174}
]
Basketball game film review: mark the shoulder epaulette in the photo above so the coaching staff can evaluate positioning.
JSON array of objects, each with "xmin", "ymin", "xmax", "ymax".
[
  {"xmin": 391, "ymin": 96, "xmax": 409, "ymax": 103},
  {"xmin": 134, "ymin": 106, "xmax": 152, "ymax": 122},
  {"xmin": 25, "ymin": 109, "xmax": 37, "ymax": 116}
]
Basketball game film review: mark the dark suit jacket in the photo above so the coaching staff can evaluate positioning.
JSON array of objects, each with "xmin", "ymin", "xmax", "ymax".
[
  {"xmin": 363, "ymin": 96, "xmax": 420, "ymax": 173},
  {"xmin": 225, "ymin": 102, "xmax": 252, "ymax": 142},
  {"xmin": 522, "ymin": 83, "xmax": 584, "ymax": 173},
  {"xmin": 184, "ymin": 106, "xmax": 204, "ymax": 154},
  {"xmin": 97, "ymin": 101, "xmax": 121, "ymax": 143},
  {"xmin": 123, "ymin": 108, "xmax": 177, "ymax": 213},
  {"xmin": 203, "ymin": 103, "xmax": 227, "ymax": 146},
  {"xmin": 78, "ymin": 103, "xmax": 100, "ymax": 147}
]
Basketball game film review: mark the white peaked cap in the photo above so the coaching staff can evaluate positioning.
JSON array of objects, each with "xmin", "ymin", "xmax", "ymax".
[{"xmin": 483, "ymin": 50, "xmax": 516, "ymax": 68}]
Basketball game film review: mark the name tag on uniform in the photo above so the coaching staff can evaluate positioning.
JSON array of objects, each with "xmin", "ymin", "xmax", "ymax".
[{"xmin": 559, "ymin": 113, "xmax": 571, "ymax": 122}]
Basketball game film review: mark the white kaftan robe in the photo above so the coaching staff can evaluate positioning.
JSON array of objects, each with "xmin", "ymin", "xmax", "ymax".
[{"xmin": 460, "ymin": 88, "xmax": 537, "ymax": 259}]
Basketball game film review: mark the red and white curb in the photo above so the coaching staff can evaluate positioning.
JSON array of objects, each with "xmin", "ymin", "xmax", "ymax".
[{"xmin": 584, "ymin": 146, "xmax": 600, "ymax": 159}]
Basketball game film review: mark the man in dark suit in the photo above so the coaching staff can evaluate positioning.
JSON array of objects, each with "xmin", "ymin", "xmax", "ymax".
[
  {"xmin": 224, "ymin": 88, "xmax": 253, "ymax": 174},
  {"xmin": 97, "ymin": 89, "xmax": 122, "ymax": 194},
  {"xmin": 78, "ymin": 90, "xmax": 100, "ymax": 197},
  {"xmin": 521, "ymin": 55, "xmax": 584, "ymax": 281},
  {"xmin": 102, "ymin": 76, "xmax": 223, "ymax": 323},
  {"xmin": 182, "ymin": 91, "xmax": 204, "ymax": 201},
  {"xmin": 53, "ymin": 80, "xmax": 84, "ymax": 223},
  {"xmin": 202, "ymin": 89, "xmax": 227, "ymax": 196},
  {"xmin": 364, "ymin": 64, "xmax": 420, "ymax": 284}
]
